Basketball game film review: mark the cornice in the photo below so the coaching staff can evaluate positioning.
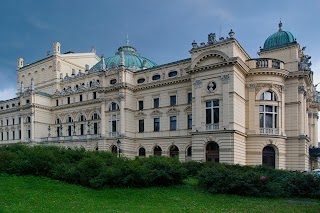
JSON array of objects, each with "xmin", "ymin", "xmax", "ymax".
[{"xmin": 247, "ymin": 69, "xmax": 289, "ymax": 78}]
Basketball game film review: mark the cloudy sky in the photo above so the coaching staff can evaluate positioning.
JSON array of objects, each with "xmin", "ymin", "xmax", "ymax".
[{"xmin": 0, "ymin": 0, "xmax": 319, "ymax": 101}]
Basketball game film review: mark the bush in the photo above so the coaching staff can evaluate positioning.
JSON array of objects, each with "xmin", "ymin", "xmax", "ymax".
[
  {"xmin": 198, "ymin": 163, "xmax": 320, "ymax": 199},
  {"xmin": 0, "ymin": 144, "xmax": 187, "ymax": 189},
  {"xmin": 182, "ymin": 161, "xmax": 204, "ymax": 177}
]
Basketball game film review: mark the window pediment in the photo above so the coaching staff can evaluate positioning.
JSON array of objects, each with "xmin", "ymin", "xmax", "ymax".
[
  {"xmin": 135, "ymin": 111, "xmax": 147, "ymax": 118},
  {"xmin": 150, "ymin": 109, "xmax": 163, "ymax": 117},
  {"xmin": 167, "ymin": 107, "xmax": 180, "ymax": 115}
]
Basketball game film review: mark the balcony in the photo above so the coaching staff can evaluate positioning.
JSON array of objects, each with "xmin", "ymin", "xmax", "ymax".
[
  {"xmin": 206, "ymin": 124, "xmax": 220, "ymax": 131},
  {"xmin": 247, "ymin": 58, "xmax": 284, "ymax": 70},
  {"xmin": 39, "ymin": 134, "xmax": 104, "ymax": 143},
  {"xmin": 260, "ymin": 128, "xmax": 279, "ymax": 135}
]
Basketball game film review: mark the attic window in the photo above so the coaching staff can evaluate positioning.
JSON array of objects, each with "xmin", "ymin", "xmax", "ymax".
[
  {"xmin": 152, "ymin": 75, "xmax": 160, "ymax": 81},
  {"xmin": 137, "ymin": 78, "xmax": 145, "ymax": 84},
  {"xmin": 110, "ymin": 79, "xmax": 117, "ymax": 85},
  {"xmin": 168, "ymin": 71, "xmax": 177, "ymax": 77}
]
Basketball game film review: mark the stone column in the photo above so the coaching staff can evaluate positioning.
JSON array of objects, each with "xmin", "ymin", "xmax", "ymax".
[
  {"xmin": 192, "ymin": 79, "xmax": 202, "ymax": 131},
  {"xmin": 314, "ymin": 113, "xmax": 318, "ymax": 147},
  {"xmin": 20, "ymin": 114, "xmax": 25, "ymax": 142},
  {"xmin": 247, "ymin": 84, "xmax": 256, "ymax": 134},
  {"xmin": 118, "ymin": 93, "xmax": 126, "ymax": 135},
  {"xmin": 221, "ymin": 75, "xmax": 230, "ymax": 130},
  {"xmin": 298, "ymin": 86, "xmax": 305, "ymax": 135},
  {"xmin": 100, "ymin": 99, "xmax": 106, "ymax": 136},
  {"xmin": 281, "ymin": 86, "xmax": 285, "ymax": 136}
]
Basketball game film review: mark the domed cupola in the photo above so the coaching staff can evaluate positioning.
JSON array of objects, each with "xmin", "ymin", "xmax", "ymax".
[
  {"xmin": 262, "ymin": 21, "xmax": 297, "ymax": 51},
  {"xmin": 89, "ymin": 41, "xmax": 157, "ymax": 73}
]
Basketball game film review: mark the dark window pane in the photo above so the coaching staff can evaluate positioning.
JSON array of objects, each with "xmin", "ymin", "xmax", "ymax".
[
  {"xmin": 206, "ymin": 101, "xmax": 211, "ymax": 108},
  {"xmin": 213, "ymin": 108, "xmax": 219, "ymax": 123},
  {"xmin": 168, "ymin": 71, "xmax": 177, "ymax": 77},
  {"xmin": 154, "ymin": 98, "xmax": 159, "ymax": 108},
  {"xmin": 206, "ymin": 109, "xmax": 212, "ymax": 124},
  {"xmin": 259, "ymin": 113, "xmax": 264, "ymax": 128},
  {"xmin": 152, "ymin": 75, "xmax": 160, "ymax": 81}
]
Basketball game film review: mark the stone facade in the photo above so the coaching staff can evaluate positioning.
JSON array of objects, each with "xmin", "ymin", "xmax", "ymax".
[{"xmin": 0, "ymin": 26, "xmax": 319, "ymax": 171}]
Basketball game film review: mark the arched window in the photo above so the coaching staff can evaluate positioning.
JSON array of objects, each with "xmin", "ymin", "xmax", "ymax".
[
  {"xmin": 139, "ymin": 147, "xmax": 146, "ymax": 157},
  {"xmin": 186, "ymin": 146, "xmax": 192, "ymax": 157},
  {"xmin": 56, "ymin": 118, "xmax": 60, "ymax": 124},
  {"xmin": 154, "ymin": 146, "xmax": 162, "ymax": 156},
  {"xmin": 169, "ymin": 145, "xmax": 179, "ymax": 157},
  {"xmin": 26, "ymin": 117, "xmax": 31, "ymax": 123},
  {"xmin": 79, "ymin": 115, "xmax": 86, "ymax": 122},
  {"xmin": 67, "ymin": 116, "xmax": 73, "ymax": 123},
  {"xmin": 259, "ymin": 90, "xmax": 278, "ymax": 134},
  {"xmin": 92, "ymin": 113, "xmax": 100, "ymax": 120},
  {"xmin": 109, "ymin": 102, "xmax": 119, "ymax": 111},
  {"xmin": 260, "ymin": 91, "xmax": 277, "ymax": 101},
  {"xmin": 206, "ymin": 142, "xmax": 219, "ymax": 162}
]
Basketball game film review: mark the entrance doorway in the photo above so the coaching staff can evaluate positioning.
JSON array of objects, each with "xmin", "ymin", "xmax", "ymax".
[
  {"xmin": 262, "ymin": 146, "xmax": 275, "ymax": 168},
  {"xmin": 206, "ymin": 142, "xmax": 219, "ymax": 162}
]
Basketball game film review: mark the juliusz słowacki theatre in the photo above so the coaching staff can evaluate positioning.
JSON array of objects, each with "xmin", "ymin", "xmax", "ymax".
[{"xmin": 1, "ymin": 22, "xmax": 319, "ymax": 171}]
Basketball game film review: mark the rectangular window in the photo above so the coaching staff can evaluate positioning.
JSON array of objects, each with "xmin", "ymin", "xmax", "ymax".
[
  {"xmin": 19, "ymin": 117, "xmax": 21, "ymax": 124},
  {"xmin": 188, "ymin": 93, "xmax": 192, "ymax": 104},
  {"xmin": 1, "ymin": 132, "xmax": 3, "ymax": 140},
  {"xmin": 80, "ymin": 124, "xmax": 84, "ymax": 135},
  {"xmin": 67, "ymin": 97, "xmax": 70, "ymax": 104},
  {"xmin": 80, "ymin": 94, "xmax": 83, "ymax": 102},
  {"xmin": 112, "ymin": 120, "xmax": 117, "ymax": 132},
  {"xmin": 154, "ymin": 98, "xmax": 159, "ymax": 108},
  {"xmin": 138, "ymin": 100, "xmax": 144, "ymax": 110},
  {"xmin": 56, "ymin": 100, "xmax": 59, "ymax": 106},
  {"xmin": 139, "ymin": 119, "xmax": 144, "ymax": 132},
  {"xmin": 6, "ymin": 119, "xmax": 9, "ymax": 126},
  {"xmin": 170, "ymin": 95, "xmax": 176, "ymax": 106},
  {"xmin": 154, "ymin": 118, "xmax": 160, "ymax": 132},
  {"xmin": 68, "ymin": 125, "xmax": 72, "ymax": 136},
  {"xmin": 12, "ymin": 131, "xmax": 15, "ymax": 140},
  {"xmin": 93, "ymin": 92, "xmax": 97, "ymax": 99},
  {"xmin": 93, "ymin": 123, "xmax": 98, "ymax": 134},
  {"xmin": 188, "ymin": 114, "xmax": 192, "ymax": 129},
  {"xmin": 205, "ymin": 100, "xmax": 220, "ymax": 130},
  {"xmin": 170, "ymin": 116, "xmax": 177, "ymax": 131},
  {"xmin": 6, "ymin": 132, "xmax": 9, "ymax": 140},
  {"xmin": 19, "ymin": 130, "xmax": 21, "ymax": 139},
  {"xmin": 27, "ymin": 130, "xmax": 31, "ymax": 139},
  {"xmin": 57, "ymin": 127, "xmax": 60, "ymax": 137},
  {"xmin": 12, "ymin": 118, "xmax": 15, "ymax": 125}
]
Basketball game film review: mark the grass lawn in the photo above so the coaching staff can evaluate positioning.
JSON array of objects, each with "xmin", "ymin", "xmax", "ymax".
[{"xmin": 0, "ymin": 174, "xmax": 319, "ymax": 213}]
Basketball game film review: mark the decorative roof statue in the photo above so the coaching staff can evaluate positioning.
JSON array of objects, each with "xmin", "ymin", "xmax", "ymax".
[
  {"xmin": 208, "ymin": 33, "xmax": 216, "ymax": 44},
  {"xmin": 299, "ymin": 46, "xmax": 312, "ymax": 71}
]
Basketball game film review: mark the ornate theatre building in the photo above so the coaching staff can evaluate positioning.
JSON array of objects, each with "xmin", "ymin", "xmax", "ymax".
[{"xmin": 1, "ymin": 22, "xmax": 319, "ymax": 170}]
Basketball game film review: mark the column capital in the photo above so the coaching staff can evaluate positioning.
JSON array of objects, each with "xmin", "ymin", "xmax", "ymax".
[{"xmin": 221, "ymin": 74, "xmax": 230, "ymax": 84}]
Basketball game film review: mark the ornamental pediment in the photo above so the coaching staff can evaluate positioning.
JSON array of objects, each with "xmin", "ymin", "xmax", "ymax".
[
  {"xmin": 166, "ymin": 107, "xmax": 180, "ymax": 115},
  {"xmin": 150, "ymin": 109, "xmax": 163, "ymax": 117},
  {"xmin": 135, "ymin": 111, "xmax": 147, "ymax": 118}
]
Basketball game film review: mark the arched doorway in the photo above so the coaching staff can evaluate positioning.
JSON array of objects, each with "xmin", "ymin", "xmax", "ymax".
[
  {"xmin": 169, "ymin": 145, "xmax": 179, "ymax": 157},
  {"xmin": 111, "ymin": 145, "xmax": 117, "ymax": 155},
  {"xmin": 154, "ymin": 146, "xmax": 162, "ymax": 156},
  {"xmin": 262, "ymin": 146, "xmax": 275, "ymax": 168},
  {"xmin": 206, "ymin": 142, "xmax": 219, "ymax": 162},
  {"xmin": 138, "ymin": 147, "xmax": 146, "ymax": 157}
]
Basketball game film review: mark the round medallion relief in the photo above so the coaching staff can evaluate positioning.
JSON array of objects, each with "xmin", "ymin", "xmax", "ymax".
[{"xmin": 207, "ymin": 81, "xmax": 217, "ymax": 92}]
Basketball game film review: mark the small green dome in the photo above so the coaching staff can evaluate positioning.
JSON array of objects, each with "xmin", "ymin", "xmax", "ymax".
[
  {"xmin": 90, "ymin": 45, "xmax": 157, "ymax": 72},
  {"xmin": 262, "ymin": 22, "xmax": 296, "ymax": 51}
]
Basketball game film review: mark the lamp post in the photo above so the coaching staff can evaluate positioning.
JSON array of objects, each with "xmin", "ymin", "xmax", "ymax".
[
  {"xmin": 117, "ymin": 139, "xmax": 121, "ymax": 157},
  {"xmin": 48, "ymin": 125, "xmax": 51, "ymax": 137}
]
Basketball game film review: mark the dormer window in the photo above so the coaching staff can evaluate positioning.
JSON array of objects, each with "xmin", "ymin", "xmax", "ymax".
[
  {"xmin": 168, "ymin": 71, "xmax": 177, "ymax": 77},
  {"xmin": 152, "ymin": 74, "xmax": 160, "ymax": 81},
  {"xmin": 110, "ymin": 79, "xmax": 117, "ymax": 85},
  {"xmin": 137, "ymin": 78, "xmax": 145, "ymax": 84}
]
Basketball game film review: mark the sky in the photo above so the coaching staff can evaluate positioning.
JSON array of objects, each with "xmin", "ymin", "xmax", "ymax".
[{"xmin": 0, "ymin": 1, "xmax": 319, "ymax": 96}]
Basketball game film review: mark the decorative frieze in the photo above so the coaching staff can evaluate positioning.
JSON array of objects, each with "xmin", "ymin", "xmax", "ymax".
[
  {"xmin": 221, "ymin": 74, "xmax": 230, "ymax": 84},
  {"xmin": 193, "ymin": 79, "xmax": 202, "ymax": 89}
]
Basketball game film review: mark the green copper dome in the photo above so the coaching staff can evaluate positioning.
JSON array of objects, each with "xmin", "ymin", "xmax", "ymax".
[
  {"xmin": 262, "ymin": 22, "xmax": 296, "ymax": 51},
  {"xmin": 90, "ymin": 45, "xmax": 157, "ymax": 72}
]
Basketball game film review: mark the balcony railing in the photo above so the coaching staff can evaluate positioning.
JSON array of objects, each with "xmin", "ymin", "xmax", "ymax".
[
  {"xmin": 109, "ymin": 132, "xmax": 120, "ymax": 137},
  {"xmin": 39, "ymin": 134, "xmax": 105, "ymax": 142},
  {"xmin": 206, "ymin": 124, "xmax": 220, "ymax": 131},
  {"xmin": 260, "ymin": 128, "xmax": 279, "ymax": 135},
  {"xmin": 247, "ymin": 58, "xmax": 284, "ymax": 69}
]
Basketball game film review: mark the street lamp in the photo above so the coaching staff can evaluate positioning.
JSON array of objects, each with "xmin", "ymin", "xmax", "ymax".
[{"xmin": 117, "ymin": 139, "xmax": 121, "ymax": 157}]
